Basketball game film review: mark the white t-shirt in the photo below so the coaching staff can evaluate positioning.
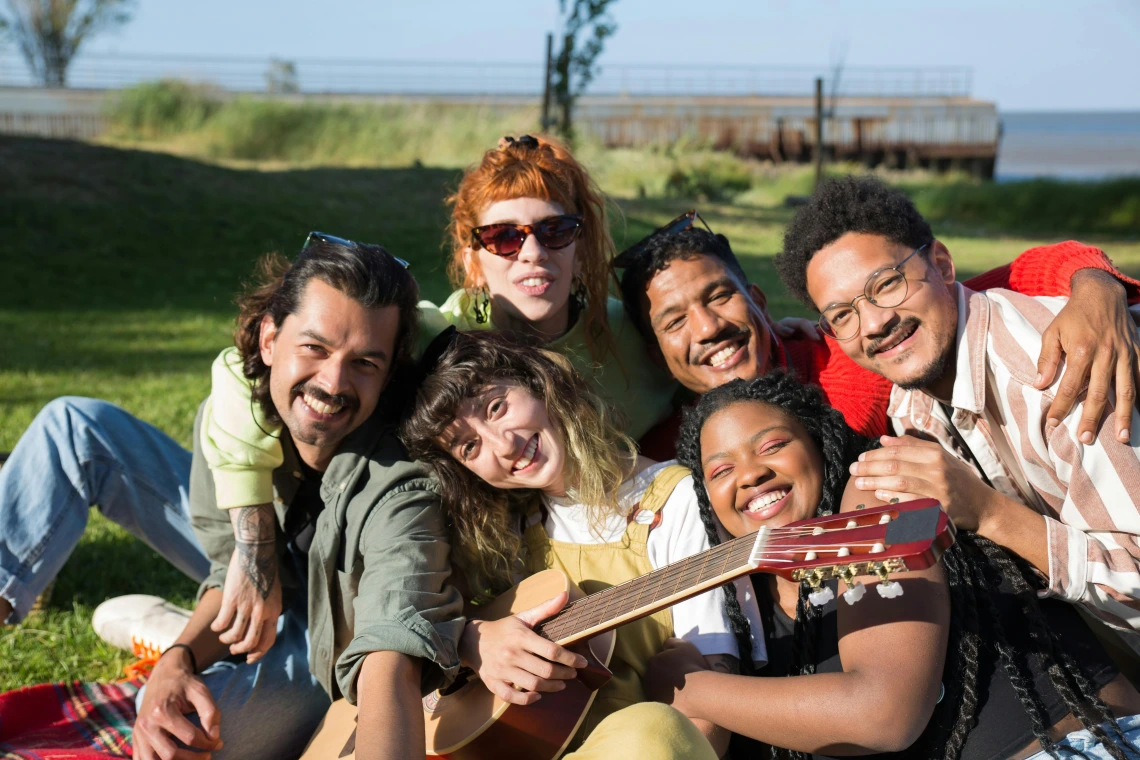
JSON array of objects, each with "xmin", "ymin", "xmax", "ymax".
[{"xmin": 541, "ymin": 460, "xmax": 768, "ymax": 665}]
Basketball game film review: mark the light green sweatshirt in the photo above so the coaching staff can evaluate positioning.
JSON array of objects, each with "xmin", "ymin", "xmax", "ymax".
[{"xmin": 201, "ymin": 290, "xmax": 678, "ymax": 509}]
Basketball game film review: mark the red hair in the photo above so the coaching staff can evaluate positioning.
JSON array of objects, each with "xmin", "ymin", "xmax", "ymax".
[{"xmin": 446, "ymin": 135, "xmax": 615, "ymax": 363}]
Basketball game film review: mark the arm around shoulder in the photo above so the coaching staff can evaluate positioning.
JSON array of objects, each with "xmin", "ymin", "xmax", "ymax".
[{"xmin": 201, "ymin": 347, "xmax": 283, "ymax": 509}]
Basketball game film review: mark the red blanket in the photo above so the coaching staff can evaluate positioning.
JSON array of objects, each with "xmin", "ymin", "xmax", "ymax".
[{"xmin": 0, "ymin": 679, "xmax": 141, "ymax": 759}]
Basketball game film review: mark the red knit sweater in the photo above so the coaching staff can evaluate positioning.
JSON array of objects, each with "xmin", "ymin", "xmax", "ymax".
[{"xmin": 638, "ymin": 241, "xmax": 1140, "ymax": 461}]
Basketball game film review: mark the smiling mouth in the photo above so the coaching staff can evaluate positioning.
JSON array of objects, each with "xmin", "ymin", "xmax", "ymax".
[
  {"xmin": 700, "ymin": 339, "xmax": 748, "ymax": 369},
  {"xmin": 869, "ymin": 320, "xmax": 919, "ymax": 357},
  {"xmin": 512, "ymin": 434, "xmax": 540, "ymax": 472},
  {"xmin": 300, "ymin": 391, "xmax": 345, "ymax": 417},
  {"xmin": 742, "ymin": 487, "xmax": 791, "ymax": 518},
  {"xmin": 515, "ymin": 274, "xmax": 554, "ymax": 296}
]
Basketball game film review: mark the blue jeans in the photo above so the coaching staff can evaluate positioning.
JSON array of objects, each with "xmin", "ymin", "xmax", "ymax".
[
  {"xmin": 0, "ymin": 397, "xmax": 210, "ymax": 623},
  {"xmin": 1023, "ymin": 713, "xmax": 1140, "ymax": 759},
  {"xmin": 135, "ymin": 561, "xmax": 331, "ymax": 760}
]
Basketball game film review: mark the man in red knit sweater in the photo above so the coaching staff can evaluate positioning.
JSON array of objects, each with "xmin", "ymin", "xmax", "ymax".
[{"xmin": 619, "ymin": 224, "xmax": 1140, "ymax": 460}]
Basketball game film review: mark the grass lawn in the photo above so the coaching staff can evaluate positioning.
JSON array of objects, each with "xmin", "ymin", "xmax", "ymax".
[{"xmin": 2, "ymin": 134, "xmax": 1139, "ymax": 690}]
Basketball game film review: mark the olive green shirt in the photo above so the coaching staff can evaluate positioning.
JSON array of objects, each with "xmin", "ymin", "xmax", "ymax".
[{"xmin": 189, "ymin": 402, "xmax": 464, "ymax": 703}]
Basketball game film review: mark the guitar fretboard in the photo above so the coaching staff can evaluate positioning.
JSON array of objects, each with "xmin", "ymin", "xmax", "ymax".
[{"xmin": 533, "ymin": 531, "xmax": 760, "ymax": 644}]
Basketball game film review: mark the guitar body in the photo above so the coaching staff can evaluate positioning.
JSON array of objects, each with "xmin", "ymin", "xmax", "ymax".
[{"xmin": 300, "ymin": 569, "xmax": 616, "ymax": 760}]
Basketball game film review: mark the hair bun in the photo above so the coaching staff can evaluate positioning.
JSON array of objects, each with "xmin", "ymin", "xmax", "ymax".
[{"xmin": 498, "ymin": 134, "xmax": 540, "ymax": 151}]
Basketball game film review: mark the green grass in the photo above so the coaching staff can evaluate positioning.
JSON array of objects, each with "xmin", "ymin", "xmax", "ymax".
[{"xmin": 2, "ymin": 125, "xmax": 1139, "ymax": 691}]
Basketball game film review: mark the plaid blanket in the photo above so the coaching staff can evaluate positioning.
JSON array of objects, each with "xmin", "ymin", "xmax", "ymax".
[{"xmin": 0, "ymin": 679, "xmax": 141, "ymax": 759}]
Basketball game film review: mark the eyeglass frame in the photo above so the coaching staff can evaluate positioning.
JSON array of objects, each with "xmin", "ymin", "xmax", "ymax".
[
  {"xmin": 469, "ymin": 214, "xmax": 585, "ymax": 257},
  {"xmin": 611, "ymin": 209, "xmax": 713, "ymax": 269},
  {"xmin": 817, "ymin": 243, "xmax": 930, "ymax": 341},
  {"xmin": 302, "ymin": 231, "xmax": 411, "ymax": 270}
]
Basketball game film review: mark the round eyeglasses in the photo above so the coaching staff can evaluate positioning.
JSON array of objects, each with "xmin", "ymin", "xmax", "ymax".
[{"xmin": 817, "ymin": 244, "xmax": 929, "ymax": 341}]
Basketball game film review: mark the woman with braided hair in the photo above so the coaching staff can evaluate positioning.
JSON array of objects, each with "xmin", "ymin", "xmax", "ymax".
[{"xmin": 645, "ymin": 371, "xmax": 1140, "ymax": 760}]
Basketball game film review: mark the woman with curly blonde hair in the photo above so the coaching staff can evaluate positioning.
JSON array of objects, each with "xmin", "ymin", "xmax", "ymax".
[{"xmin": 402, "ymin": 330, "xmax": 763, "ymax": 760}]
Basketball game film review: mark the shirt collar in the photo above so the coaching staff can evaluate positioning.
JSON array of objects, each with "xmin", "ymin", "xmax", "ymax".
[{"xmin": 945, "ymin": 282, "xmax": 991, "ymax": 415}]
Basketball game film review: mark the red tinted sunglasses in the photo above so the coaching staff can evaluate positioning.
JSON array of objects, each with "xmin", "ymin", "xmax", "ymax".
[{"xmin": 471, "ymin": 214, "xmax": 584, "ymax": 257}]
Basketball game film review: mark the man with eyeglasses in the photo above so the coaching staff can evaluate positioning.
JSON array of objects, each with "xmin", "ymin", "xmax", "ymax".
[
  {"xmin": 617, "ymin": 210, "xmax": 1140, "ymax": 463},
  {"xmin": 776, "ymin": 175, "xmax": 1140, "ymax": 647}
]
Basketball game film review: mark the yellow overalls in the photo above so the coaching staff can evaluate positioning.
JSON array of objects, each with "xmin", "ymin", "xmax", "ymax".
[{"xmin": 522, "ymin": 464, "xmax": 718, "ymax": 760}]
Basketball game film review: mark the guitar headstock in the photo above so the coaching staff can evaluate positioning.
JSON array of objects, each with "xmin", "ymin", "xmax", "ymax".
[{"xmin": 748, "ymin": 498, "xmax": 955, "ymax": 605}]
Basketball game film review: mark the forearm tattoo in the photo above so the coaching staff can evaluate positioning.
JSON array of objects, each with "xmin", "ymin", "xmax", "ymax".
[{"xmin": 230, "ymin": 504, "xmax": 277, "ymax": 600}]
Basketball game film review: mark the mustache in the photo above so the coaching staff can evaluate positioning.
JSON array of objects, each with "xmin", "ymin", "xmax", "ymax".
[
  {"xmin": 865, "ymin": 317, "xmax": 921, "ymax": 357},
  {"xmin": 690, "ymin": 324, "xmax": 752, "ymax": 365},
  {"xmin": 291, "ymin": 382, "xmax": 359, "ymax": 412}
]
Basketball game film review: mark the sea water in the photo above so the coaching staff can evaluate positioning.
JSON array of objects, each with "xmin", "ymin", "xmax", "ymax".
[{"xmin": 996, "ymin": 111, "xmax": 1140, "ymax": 182}]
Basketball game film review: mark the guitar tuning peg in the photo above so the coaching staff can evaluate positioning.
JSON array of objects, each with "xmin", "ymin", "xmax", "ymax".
[
  {"xmin": 809, "ymin": 585, "xmax": 835, "ymax": 607},
  {"xmin": 876, "ymin": 581, "xmax": 904, "ymax": 599},
  {"xmin": 843, "ymin": 581, "xmax": 866, "ymax": 605}
]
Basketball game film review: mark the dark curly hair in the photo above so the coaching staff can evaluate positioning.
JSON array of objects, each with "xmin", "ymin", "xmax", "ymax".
[
  {"xmin": 776, "ymin": 175, "xmax": 933, "ymax": 311},
  {"xmin": 233, "ymin": 238, "xmax": 420, "ymax": 427},
  {"xmin": 617, "ymin": 227, "xmax": 748, "ymax": 344},
  {"xmin": 677, "ymin": 372, "xmax": 1132, "ymax": 760}
]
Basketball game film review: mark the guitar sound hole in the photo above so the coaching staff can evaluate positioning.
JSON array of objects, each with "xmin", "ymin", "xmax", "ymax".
[{"xmin": 438, "ymin": 667, "xmax": 475, "ymax": 697}]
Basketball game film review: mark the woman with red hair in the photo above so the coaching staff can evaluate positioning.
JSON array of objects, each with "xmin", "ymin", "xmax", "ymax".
[{"xmin": 420, "ymin": 134, "xmax": 676, "ymax": 440}]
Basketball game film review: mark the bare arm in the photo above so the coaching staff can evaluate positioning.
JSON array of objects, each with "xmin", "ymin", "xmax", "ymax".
[
  {"xmin": 646, "ymin": 484, "xmax": 950, "ymax": 754},
  {"xmin": 134, "ymin": 589, "xmax": 232, "ymax": 760},
  {"xmin": 355, "ymin": 651, "xmax": 425, "ymax": 760},
  {"xmin": 210, "ymin": 503, "xmax": 283, "ymax": 663},
  {"xmin": 687, "ymin": 654, "xmax": 735, "ymax": 758}
]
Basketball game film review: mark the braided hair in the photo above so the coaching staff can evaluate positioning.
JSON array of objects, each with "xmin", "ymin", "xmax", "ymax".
[{"xmin": 676, "ymin": 372, "xmax": 1134, "ymax": 760}]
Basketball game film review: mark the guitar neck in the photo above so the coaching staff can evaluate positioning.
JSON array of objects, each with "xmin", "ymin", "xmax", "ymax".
[
  {"xmin": 531, "ymin": 500, "xmax": 952, "ymax": 646},
  {"xmin": 533, "ymin": 529, "xmax": 767, "ymax": 646}
]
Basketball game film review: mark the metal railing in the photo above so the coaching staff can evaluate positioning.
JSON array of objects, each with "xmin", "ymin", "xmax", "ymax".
[{"xmin": 0, "ymin": 50, "xmax": 972, "ymax": 99}]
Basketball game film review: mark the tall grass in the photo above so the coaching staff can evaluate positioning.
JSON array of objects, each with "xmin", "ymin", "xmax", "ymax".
[
  {"xmin": 101, "ymin": 80, "xmax": 1140, "ymax": 238},
  {"xmin": 105, "ymin": 81, "xmax": 542, "ymax": 167}
]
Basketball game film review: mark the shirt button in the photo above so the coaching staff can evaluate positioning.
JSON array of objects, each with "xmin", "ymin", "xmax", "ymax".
[{"xmin": 293, "ymin": 471, "xmax": 302, "ymax": 479}]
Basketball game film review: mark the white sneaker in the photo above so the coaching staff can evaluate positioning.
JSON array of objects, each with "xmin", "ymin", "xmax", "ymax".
[{"xmin": 92, "ymin": 594, "xmax": 192, "ymax": 659}]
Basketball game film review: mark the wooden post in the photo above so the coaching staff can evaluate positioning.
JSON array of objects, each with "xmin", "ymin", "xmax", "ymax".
[
  {"xmin": 560, "ymin": 33, "xmax": 573, "ymax": 135},
  {"xmin": 541, "ymin": 33, "xmax": 553, "ymax": 131},
  {"xmin": 814, "ymin": 77, "xmax": 824, "ymax": 189}
]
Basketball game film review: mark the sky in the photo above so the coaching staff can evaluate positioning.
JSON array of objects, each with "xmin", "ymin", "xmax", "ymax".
[{"xmin": 75, "ymin": 0, "xmax": 1140, "ymax": 111}]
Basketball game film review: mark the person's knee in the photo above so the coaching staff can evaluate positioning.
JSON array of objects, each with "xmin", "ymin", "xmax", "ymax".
[
  {"xmin": 35, "ymin": 397, "xmax": 118, "ymax": 437},
  {"xmin": 585, "ymin": 703, "xmax": 717, "ymax": 760}
]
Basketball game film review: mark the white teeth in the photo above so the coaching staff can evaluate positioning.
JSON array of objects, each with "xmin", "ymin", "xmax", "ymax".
[
  {"xmin": 303, "ymin": 392, "xmax": 343, "ymax": 416},
  {"xmin": 706, "ymin": 346, "xmax": 737, "ymax": 367},
  {"xmin": 745, "ymin": 489, "xmax": 788, "ymax": 513},
  {"xmin": 520, "ymin": 277, "xmax": 548, "ymax": 287},
  {"xmin": 513, "ymin": 436, "xmax": 538, "ymax": 471}
]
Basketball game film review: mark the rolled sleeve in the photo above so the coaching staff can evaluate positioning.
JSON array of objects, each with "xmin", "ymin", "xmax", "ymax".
[
  {"xmin": 1042, "ymin": 514, "xmax": 1091, "ymax": 603},
  {"xmin": 334, "ymin": 487, "xmax": 465, "ymax": 704}
]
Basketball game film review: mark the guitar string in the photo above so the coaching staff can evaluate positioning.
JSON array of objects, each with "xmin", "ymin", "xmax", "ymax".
[
  {"xmin": 540, "ymin": 537, "xmax": 759, "ymax": 639},
  {"xmin": 535, "ymin": 509, "xmax": 927, "ymax": 637},
  {"xmin": 538, "ymin": 537, "xmax": 909, "ymax": 640}
]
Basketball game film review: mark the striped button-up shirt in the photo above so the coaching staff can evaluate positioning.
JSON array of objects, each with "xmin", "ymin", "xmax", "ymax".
[{"xmin": 889, "ymin": 284, "xmax": 1140, "ymax": 635}]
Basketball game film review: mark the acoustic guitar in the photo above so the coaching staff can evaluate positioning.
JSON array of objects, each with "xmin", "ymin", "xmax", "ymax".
[{"xmin": 300, "ymin": 498, "xmax": 955, "ymax": 760}]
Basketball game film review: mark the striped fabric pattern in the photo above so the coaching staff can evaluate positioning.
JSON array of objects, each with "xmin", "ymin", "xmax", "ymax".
[
  {"xmin": 0, "ymin": 679, "xmax": 141, "ymax": 759},
  {"xmin": 889, "ymin": 285, "xmax": 1140, "ymax": 634}
]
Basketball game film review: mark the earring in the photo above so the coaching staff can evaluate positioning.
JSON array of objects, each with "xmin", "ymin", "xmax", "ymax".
[
  {"xmin": 572, "ymin": 276, "xmax": 588, "ymax": 310},
  {"xmin": 473, "ymin": 286, "xmax": 491, "ymax": 324}
]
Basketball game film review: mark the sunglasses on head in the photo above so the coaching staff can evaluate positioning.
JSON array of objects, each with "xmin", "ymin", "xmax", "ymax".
[
  {"xmin": 470, "ymin": 214, "xmax": 585, "ymax": 257},
  {"xmin": 611, "ymin": 210, "xmax": 712, "ymax": 269},
  {"xmin": 302, "ymin": 231, "xmax": 411, "ymax": 269}
]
